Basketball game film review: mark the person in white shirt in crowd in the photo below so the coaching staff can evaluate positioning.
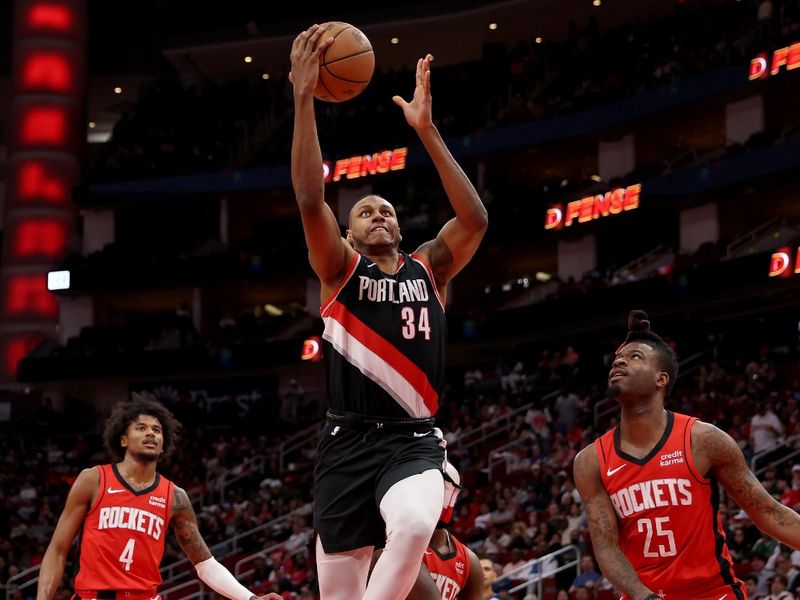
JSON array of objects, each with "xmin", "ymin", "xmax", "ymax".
[{"xmin": 750, "ymin": 400, "xmax": 784, "ymax": 454}]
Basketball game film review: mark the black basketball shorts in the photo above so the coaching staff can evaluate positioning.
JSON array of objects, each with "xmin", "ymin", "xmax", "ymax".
[{"xmin": 313, "ymin": 410, "xmax": 446, "ymax": 553}]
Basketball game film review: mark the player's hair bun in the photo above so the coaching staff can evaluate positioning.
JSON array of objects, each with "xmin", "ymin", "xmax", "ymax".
[{"xmin": 627, "ymin": 310, "xmax": 651, "ymax": 332}]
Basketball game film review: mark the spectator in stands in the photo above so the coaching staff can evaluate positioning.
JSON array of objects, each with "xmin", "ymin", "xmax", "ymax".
[
  {"xmin": 745, "ymin": 574, "xmax": 762, "ymax": 600},
  {"xmin": 480, "ymin": 558, "xmax": 500, "ymax": 599},
  {"xmin": 753, "ymin": 550, "xmax": 777, "ymax": 597},
  {"xmin": 764, "ymin": 573, "xmax": 793, "ymax": 600},
  {"xmin": 569, "ymin": 555, "xmax": 601, "ymax": 593}
]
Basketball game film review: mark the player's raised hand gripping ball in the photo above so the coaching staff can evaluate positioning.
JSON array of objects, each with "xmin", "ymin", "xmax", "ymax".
[{"xmin": 313, "ymin": 22, "xmax": 374, "ymax": 102}]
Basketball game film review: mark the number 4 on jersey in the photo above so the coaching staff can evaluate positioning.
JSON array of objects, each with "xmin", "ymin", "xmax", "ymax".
[
  {"xmin": 401, "ymin": 307, "xmax": 431, "ymax": 340},
  {"xmin": 119, "ymin": 538, "xmax": 136, "ymax": 571}
]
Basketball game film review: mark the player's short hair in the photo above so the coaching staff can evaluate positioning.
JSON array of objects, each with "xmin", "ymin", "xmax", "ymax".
[
  {"xmin": 103, "ymin": 393, "xmax": 182, "ymax": 461},
  {"xmin": 618, "ymin": 310, "xmax": 678, "ymax": 397}
]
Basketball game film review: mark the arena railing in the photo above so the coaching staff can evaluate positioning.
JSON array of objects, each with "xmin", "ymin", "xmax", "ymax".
[
  {"xmin": 213, "ymin": 453, "xmax": 269, "ymax": 504},
  {"xmin": 233, "ymin": 529, "xmax": 313, "ymax": 580},
  {"xmin": 487, "ymin": 432, "xmax": 537, "ymax": 482},
  {"xmin": 278, "ymin": 422, "xmax": 322, "ymax": 474},
  {"xmin": 5, "ymin": 563, "xmax": 44, "ymax": 600},
  {"xmin": 455, "ymin": 389, "xmax": 560, "ymax": 452},
  {"xmin": 160, "ymin": 579, "xmax": 203, "ymax": 600},
  {"xmin": 494, "ymin": 544, "xmax": 580, "ymax": 598},
  {"xmin": 160, "ymin": 503, "xmax": 312, "ymax": 585},
  {"xmin": 752, "ymin": 433, "xmax": 800, "ymax": 476}
]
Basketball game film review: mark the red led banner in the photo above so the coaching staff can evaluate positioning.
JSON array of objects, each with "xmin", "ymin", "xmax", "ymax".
[
  {"xmin": 769, "ymin": 246, "xmax": 800, "ymax": 278},
  {"xmin": 323, "ymin": 147, "xmax": 408, "ymax": 183},
  {"xmin": 9, "ymin": 158, "xmax": 78, "ymax": 206},
  {"xmin": 749, "ymin": 42, "xmax": 800, "ymax": 80},
  {"xmin": 1, "ymin": 0, "xmax": 85, "ymax": 378},
  {"xmin": 13, "ymin": 45, "xmax": 84, "ymax": 96},
  {"xmin": 8, "ymin": 218, "xmax": 69, "ymax": 259},
  {"xmin": 544, "ymin": 184, "xmax": 641, "ymax": 230}
]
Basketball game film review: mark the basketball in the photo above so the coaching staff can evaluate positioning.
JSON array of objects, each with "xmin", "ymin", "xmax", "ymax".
[{"xmin": 314, "ymin": 22, "xmax": 374, "ymax": 103}]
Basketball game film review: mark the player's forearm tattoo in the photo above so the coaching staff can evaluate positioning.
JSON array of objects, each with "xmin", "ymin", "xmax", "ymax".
[
  {"xmin": 172, "ymin": 488, "xmax": 212, "ymax": 563},
  {"xmin": 584, "ymin": 497, "xmax": 651, "ymax": 598},
  {"xmin": 703, "ymin": 428, "xmax": 800, "ymax": 531}
]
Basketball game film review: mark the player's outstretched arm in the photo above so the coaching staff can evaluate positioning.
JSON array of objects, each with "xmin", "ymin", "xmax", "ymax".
[
  {"xmin": 170, "ymin": 487, "xmax": 279, "ymax": 600},
  {"xmin": 289, "ymin": 24, "xmax": 351, "ymax": 291},
  {"xmin": 37, "ymin": 468, "xmax": 98, "ymax": 600},
  {"xmin": 573, "ymin": 446, "xmax": 656, "ymax": 600},
  {"xmin": 461, "ymin": 548, "xmax": 486, "ymax": 600},
  {"xmin": 394, "ymin": 55, "xmax": 488, "ymax": 294},
  {"xmin": 696, "ymin": 421, "xmax": 800, "ymax": 548}
]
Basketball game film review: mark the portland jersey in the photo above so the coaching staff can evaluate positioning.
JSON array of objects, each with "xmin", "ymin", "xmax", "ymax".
[
  {"xmin": 423, "ymin": 532, "xmax": 472, "ymax": 600},
  {"xmin": 321, "ymin": 251, "xmax": 446, "ymax": 418},
  {"xmin": 595, "ymin": 411, "xmax": 744, "ymax": 600},
  {"xmin": 75, "ymin": 464, "xmax": 174, "ymax": 594}
]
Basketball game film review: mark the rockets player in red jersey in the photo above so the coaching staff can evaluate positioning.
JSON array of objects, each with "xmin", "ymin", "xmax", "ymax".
[
  {"xmin": 291, "ymin": 24, "xmax": 487, "ymax": 600},
  {"xmin": 37, "ymin": 397, "xmax": 280, "ymax": 600},
  {"xmin": 574, "ymin": 310, "xmax": 800, "ymax": 600}
]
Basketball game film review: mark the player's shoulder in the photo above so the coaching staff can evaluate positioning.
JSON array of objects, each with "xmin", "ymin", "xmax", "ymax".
[
  {"xmin": 76, "ymin": 465, "xmax": 101, "ymax": 485},
  {"xmin": 572, "ymin": 442, "xmax": 602, "ymax": 488}
]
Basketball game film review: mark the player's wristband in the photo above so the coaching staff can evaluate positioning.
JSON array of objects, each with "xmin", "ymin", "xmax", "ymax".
[{"xmin": 195, "ymin": 556, "xmax": 253, "ymax": 600}]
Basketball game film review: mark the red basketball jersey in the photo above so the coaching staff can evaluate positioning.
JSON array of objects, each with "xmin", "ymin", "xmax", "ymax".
[
  {"xmin": 423, "ymin": 532, "xmax": 472, "ymax": 600},
  {"xmin": 74, "ymin": 464, "xmax": 174, "ymax": 594},
  {"xmin": 595, "ymin": 411, "xmax": 745, "ymax": 600}
]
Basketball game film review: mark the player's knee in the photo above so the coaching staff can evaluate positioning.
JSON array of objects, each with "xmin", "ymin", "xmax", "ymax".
[{"xmin": 388, "ymin": 510, "xmax": 436, "ymax": 546}]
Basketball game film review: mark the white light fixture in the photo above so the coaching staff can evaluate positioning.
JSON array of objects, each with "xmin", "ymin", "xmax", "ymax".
[
  {"xmin": 88, "ymin": 121, "xmax": 96, "ymax": 128},
  {"xmin": 593, "ymin": 0, "xmax": 601, "ymax": 6},
  {"xmin": 390, "ymin": 37, "xmax": 399, "ymax": 45},
  {"xmin": 591, "ymin": 174, "xmax": 602, "ymax": 182},
  {"xmin": 535, "ymin": 272, "xmax": 552, "ymax": 282},
  {"xmin": 535, "ymin": 37, "xmax": 543, "ymax": 44},
  {"xmin": 113, "ymin": 86, "xmax": 122, "ymax": 94},
  {"xmin": 244, "ymin": 56, "xmax": 253, "ymax": 63},
  {"xmin": 47, "ymin": 270, "xmax": 70, "ymax": 291},
  {"xmin": 262, "ymin": 73, "xmax": 270, "ymax": 80},
  {"xmin": 264, "ymin": 303, "xmax": 283, "ymax": 316},
  {"xmin": 489, "ymin": 23, "xmax": 498, "ymax": 30}
]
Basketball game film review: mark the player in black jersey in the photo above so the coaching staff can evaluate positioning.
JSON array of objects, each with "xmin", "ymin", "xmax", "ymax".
[{"xmin": 290, "ymin": 25, "xmax": 488, "ymax": 600}]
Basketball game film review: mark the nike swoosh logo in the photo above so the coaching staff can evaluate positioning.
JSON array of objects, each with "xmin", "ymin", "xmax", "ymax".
[
  {"xmin": 107, "ymin": 488, "xmax": 126, "ymax": 494},
  {"xmin": 606, "ymin": 465, "xmax": 626, "ymax": 476},
  {"xmin": 413, "ymin": 431, "xmax": 432, "ymax": 437},
  {"xmin": 367, "ymin": 262, "xmax": 376, "ymax": 267}
]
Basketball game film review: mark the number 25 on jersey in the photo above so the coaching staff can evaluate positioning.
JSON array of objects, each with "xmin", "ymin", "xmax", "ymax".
[{"xmin": 637, "ymin": 516, "xmax": 677, "ymax": 558}]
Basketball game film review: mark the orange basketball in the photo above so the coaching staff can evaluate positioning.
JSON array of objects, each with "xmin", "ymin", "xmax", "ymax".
[{"xmin": 314, "ymin": 22, "xmax": 374, "ymax": 103}]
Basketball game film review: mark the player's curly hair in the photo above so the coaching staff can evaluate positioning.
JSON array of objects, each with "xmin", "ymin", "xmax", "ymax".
[
  {"xmin": 619, "ymin": 309, "xmax": 679, "ymax": 396},
  {"xmin": 103, "ymin": 393, "xmax": 183, "ymax": 462}
]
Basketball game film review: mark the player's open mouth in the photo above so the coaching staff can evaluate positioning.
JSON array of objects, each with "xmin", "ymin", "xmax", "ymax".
[
  {"xmin": 371, "ymin": 226, "xmax": 388, "ymax": 233},
  {"xmin": 609, "ymin": 369, "xmax": 626, "ymax": 381}
]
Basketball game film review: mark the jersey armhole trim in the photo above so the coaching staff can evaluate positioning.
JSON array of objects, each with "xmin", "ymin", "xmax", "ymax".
[
  {"xmin": 321, "ymin": 251, "xmax": 360, "ymax": 317},
  {"xmin": 410, "ymin": 253, "xmax": 445, "ymax": 311},
  {"xmin": 684, "ymin": 417, "xmax": 711, "ymax": 486},
  {"xmin": 85, "ymin": 464, "xmax": 105, "ymax": 516}
]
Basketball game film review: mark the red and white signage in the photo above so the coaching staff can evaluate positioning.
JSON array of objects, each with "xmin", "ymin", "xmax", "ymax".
[
  {"xmin": 769, "ymin": 246, "xmax": 800, "ymax": 278},
  {"xmin": 545, "ymin": 184, "xmax": 641, "ymax": 230},
  {"xmin": 749, "ymin": 42, "xmax": 800, "ymax": 80},
  {"xmin": 323, "ymin": 147, "xmax": 407, "ymax": 183}
]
